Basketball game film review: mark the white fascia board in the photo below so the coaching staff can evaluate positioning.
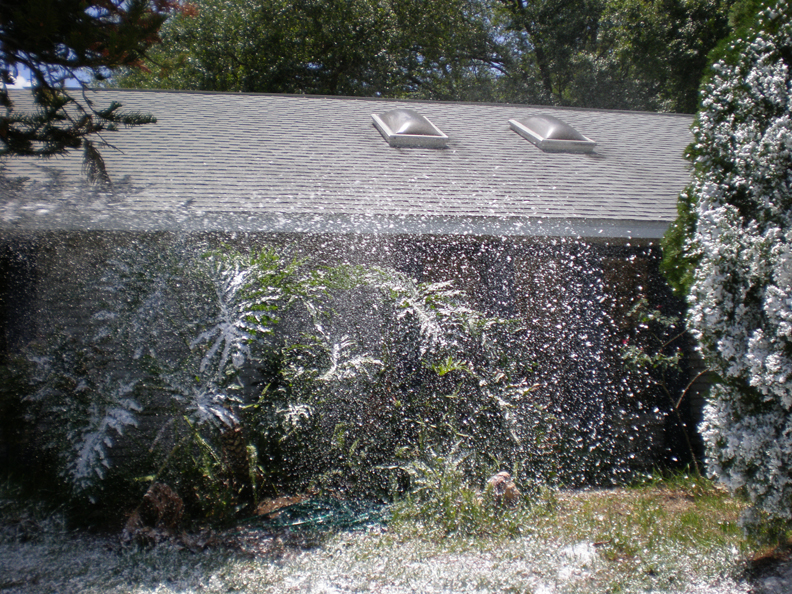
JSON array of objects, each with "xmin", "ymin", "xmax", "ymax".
[
  {"xmin": 1, "ymin": 206, "xmax": 670, "ymax": 240},
  {"xmin": 371, "ymin": 113, "xmax": 448, "ymax": 148}
]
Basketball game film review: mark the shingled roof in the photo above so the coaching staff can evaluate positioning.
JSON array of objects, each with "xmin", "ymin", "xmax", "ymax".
[{"xmin": 0, "ymin": 89, "xmax": 693, "ymax": 239}]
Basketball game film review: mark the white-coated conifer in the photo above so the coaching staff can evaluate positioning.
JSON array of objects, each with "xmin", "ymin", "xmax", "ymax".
[{"xmin": 686, "ymin": 0, "xmax": 792, "ymax": 521}]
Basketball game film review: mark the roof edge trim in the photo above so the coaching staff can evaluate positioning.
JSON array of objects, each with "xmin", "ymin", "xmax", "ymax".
[{"xmin": 1, "ymin": 210, "xmax": 670, "ymax": 239}]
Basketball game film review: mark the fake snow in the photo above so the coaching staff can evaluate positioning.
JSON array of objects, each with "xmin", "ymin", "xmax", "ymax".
[{"xmin": 3, "ymin": 521, "xmax": 788, "ymax": 594}]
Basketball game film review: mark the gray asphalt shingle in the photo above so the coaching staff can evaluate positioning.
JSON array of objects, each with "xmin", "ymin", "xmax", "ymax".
[{"xmin": 1, "ymin": 90, "xmax": 693, "ymax": 238}]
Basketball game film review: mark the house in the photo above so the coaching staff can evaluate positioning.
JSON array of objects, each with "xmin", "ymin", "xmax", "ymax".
[
  {"xmin": 1, "ymin": 89, "xmax": 691, "ymax": 237},
  {"xmin": 0, "ymin": 90, "xmax": 700, "ymax": 472}
]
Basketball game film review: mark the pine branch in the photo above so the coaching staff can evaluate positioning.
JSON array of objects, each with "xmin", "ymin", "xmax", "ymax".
[{"xmin": 0, "ymin": 0, "xmax": 175, "ymax": 182}]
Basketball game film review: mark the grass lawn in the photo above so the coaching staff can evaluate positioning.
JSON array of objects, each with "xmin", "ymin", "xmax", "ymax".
[{"xmin": 2, "ymin": 475, "xmax": 780, "ymax": 594}]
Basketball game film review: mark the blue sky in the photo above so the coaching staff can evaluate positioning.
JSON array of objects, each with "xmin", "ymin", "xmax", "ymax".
[
  {"xmin": 7, "ymin": 66, "xmax": 30, "ymax": 88},
  {"xmin": 7, "ymin": 66, "xmax": 82, "ymax": 89}
]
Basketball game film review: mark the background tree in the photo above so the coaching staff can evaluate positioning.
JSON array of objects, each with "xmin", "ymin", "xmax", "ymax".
[
  {"xmin": 492, "ymin": 0, "xmax": 605, "ymax": 105},
  {"xmin": 0, "ymin": 0, "xmax": 182, "ymax": 182},
  {"xmin": 583, "ymin": 0, "xmax": 735, "ymax": 112},
  {"xmin": 119, "ymin": 0, "xmax": 737, "ymax": 112},
  {"xmin": 117, "ymin": 0, "xmax": 503, "ymax": 100},
  {"xmin": 663, "ymin": 0, "xmax": 792, "ymax": 531},
  {"xmin": 492, "ymin": 0, "xmax": 736, "ymax": 111}
]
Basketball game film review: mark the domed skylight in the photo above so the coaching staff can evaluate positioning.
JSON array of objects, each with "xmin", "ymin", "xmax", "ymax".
[
  {"xmin": 509, "ymin": 114, "xmax": 596, "ymax": 153},
  {"xmin": 372, "ymin": 108, "xmax": 448, "ymax": 148}
]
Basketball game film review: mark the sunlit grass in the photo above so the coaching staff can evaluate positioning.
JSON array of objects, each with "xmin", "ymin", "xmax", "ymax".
[
  {"xmin": 383, "ymin": 471, "xmax": 753, "ymax": 593},
  {"xmin": 530, "ymin": 481, "xmax": 746, "ymax": 555}
]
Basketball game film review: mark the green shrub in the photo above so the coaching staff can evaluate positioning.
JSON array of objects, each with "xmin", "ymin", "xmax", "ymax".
[
  {"xmin": 4, "ymin": 241, "xmax": 557, "ymax": 522},
  {"xmin": 391, "ymin": 444, "xmax": 527, "ymax": 537}
]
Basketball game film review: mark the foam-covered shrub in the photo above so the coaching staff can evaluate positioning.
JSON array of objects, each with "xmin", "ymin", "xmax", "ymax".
[
  {"xmin": 681, "ymin": 0, "xmax": 792, "ymax": 523},
  {"xmin": 9, "ymin": 240, "xmax": 550, "ymax": 508}
]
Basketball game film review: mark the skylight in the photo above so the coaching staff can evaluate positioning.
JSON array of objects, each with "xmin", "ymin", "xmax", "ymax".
[
  {"xmin": 509, "ymin": 114, "xmax": 596, "ymax": 153},
  {"xmin": 372, "ymin": 108, "xmax": 448, "ymax": 148}
]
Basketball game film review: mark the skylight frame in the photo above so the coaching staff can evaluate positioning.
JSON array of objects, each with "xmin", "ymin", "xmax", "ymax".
[
  {"xmin": 509, "ymin": 117, "xmax": 597, "ymax": 153},
  {"xmin": 372, "ymin": 110, "xmax": 448, "ymax": 148}
]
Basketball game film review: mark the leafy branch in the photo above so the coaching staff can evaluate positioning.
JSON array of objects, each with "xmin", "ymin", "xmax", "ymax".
[{"xmin": 620, "ymin": 298, "xmax": 708, "ymax": 475}]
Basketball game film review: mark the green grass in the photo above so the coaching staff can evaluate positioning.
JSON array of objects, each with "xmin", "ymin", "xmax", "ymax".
[
  {"xmin": 384, "ymin": 469, "xmax": 755, "ymax": 593},
  {"xmin": 528, "ymin": 482, "xmax": 746, "ymax": 556}
]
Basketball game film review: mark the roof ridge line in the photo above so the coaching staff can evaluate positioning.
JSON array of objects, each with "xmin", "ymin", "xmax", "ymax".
[{"xmin": 58, "ymin": 88, "xmax": 696, "ymax": 118}]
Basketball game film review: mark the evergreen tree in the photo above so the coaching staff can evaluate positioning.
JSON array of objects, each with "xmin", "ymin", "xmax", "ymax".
[
  {"xmin": 0, "ymin": 0, "xmax": 181, "ymax": 183},
  {"xmin": 667, "ymin": 0, "xmax": 792, "ymax": 527}
]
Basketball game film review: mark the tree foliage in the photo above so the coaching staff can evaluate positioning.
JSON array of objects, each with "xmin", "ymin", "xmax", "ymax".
[
  {"xmin": 118, "ymin": 0, "xmax": 736, "ymax": 112},
  {"xmin": 117, "ymin": 0, "xmax": 502, "ymax": 100},
  {"xmin": 668, "ymin": 0, "xmax": 792, "ymax": 526},
  {"xmin": 493, "ymin": 0, "xmax": 604, "ymax": 105},
  {"xmin": 590, "ymin": 0, "xmax": 736, "ymax": 112},
  {"xmin": 0, "ymin": 0, "xmax": 180, "ymax": 182},
  {"xmin": 495, "ymin": 0, "xmax": 735, "ymax": 111}
]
